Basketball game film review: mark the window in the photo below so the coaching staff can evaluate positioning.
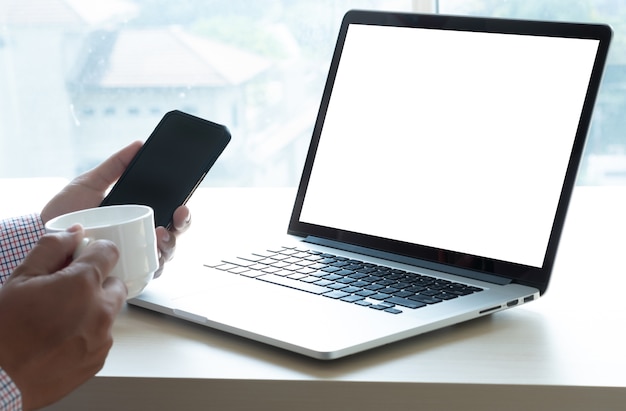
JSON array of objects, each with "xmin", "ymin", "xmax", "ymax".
[
  {"xmin": 0, "ymin": 1, "xmax": 623, "ymax": 186},
  {"xmin": 439, "ymin": 1, "xmax": 626, "ymax": 185}
]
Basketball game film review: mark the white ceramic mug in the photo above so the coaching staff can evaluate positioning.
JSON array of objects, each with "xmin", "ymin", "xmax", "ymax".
[{"xmin": 45, "ymin": 204, "xmax": 159, "ymax": 299}]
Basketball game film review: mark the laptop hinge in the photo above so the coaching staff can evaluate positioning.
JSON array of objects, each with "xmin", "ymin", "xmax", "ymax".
[{"xmin": 303, "ymin": 236, "xmax": 511, "ymax": 286}]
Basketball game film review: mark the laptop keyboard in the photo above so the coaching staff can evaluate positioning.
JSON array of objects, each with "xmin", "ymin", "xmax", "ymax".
[{"xmin": 205, "ymin": 246, "xmax": 483, "ymax": 315}]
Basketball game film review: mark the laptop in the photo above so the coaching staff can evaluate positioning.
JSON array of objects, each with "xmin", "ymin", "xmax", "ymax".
[{"xmin": 129, "ymin": 10, "xmax": 612, "ymax": 360}]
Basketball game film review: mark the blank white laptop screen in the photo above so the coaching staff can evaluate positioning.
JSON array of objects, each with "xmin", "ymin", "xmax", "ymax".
[{"xmin": 300, "ymin": 24, "xmax": 600, "ymax": 268}]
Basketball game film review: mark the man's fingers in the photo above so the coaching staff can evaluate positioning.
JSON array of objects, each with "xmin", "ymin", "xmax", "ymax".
[
  {"xmin": 102, "ymin": 276, "xmax": 128, "ymax": 307},
  {"xmin": 10, "ymin": 226, "xmax": 84, "ymax": 279},
  {"xmin": 156, "ymin": 226, "xmax": 175, "ymax": 262},
  {"xmin": 76, "ymin": 141, "xmax": 143, "ymax": 193},
  {"xmin": 171, "ymin": 206, "xmax": 191, "ymax": 234},
  {"xmin": 70, "ymin": 239, "xmax": 120, "ymax": 285}
]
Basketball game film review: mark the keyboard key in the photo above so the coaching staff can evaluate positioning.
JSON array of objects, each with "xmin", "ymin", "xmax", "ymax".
[
  {"xmin": 385, "ymin": 296, "xmax": 427, "ymax": 309},
  {"xmin": 365, "ymin": 284, "xmax": 385, "ymax": 291},
  {"xmin": 323, "ymin": 290, "xmax": 351, "ymax": 299},
  {"xmin": 257, "ymin": 274, "xmax": 331, "ymax": 295},
  {"xmin": 230, "ymin": 266, "xmax": 253, "ymax": 275},
  {"xmin": 436, "ymin": 292, "xmax": 459, "ymax": 300},
  {"xmin": 300, "ymin": 276, "xmax": 321, "ymax": 283},
  {"xmin": 341, "ymin": 294, "xmax": 365, "ymax": 303},
  {"xmin": 309, "ymin": 270, "xmax": 329, "ymax": 278},
  {"xmin": 249, "ymin": 263, "xmax": 270, "ymax": 271},
  {"xmin": 265, "ymin": 247, "xmax": 288, "ymax": 254},
  {"xmin": 314, "ymin": 279, "xmax": 334, "ymax": 287},
  {"xmin": 269, "ymin": 261, "xmax": 291, "ymax": 269},
  {"xmin": 445, "ymin": 288, "xmax": 473, "ymax": 296},
  {"xmin": 370, "ymin": 292, "xmax": 391, "ymax": 300},
  {"xmin": 341, "ymin": 286, "xmax": 363, "ymax": 294},
  {"xmin": 257, "ymin": 258, "xmax": 279, "ymax": 265},
  {"xmin": 210, "ymin": 263, "xmax": 238, "ymax": 271},
  {"xmin": 355, "ymin": 268, "xmax": 376, "ymax": 275},
  {"xmin": 240, "ymin": 269, "xmax": 262, "ymax": 278},
  {"xmin": 384, "ymin": 308, "xmax": 403, "ymax": 314},
  {"xmin": 356, "ymin": 290, "xmax": 377, "ymax": 297},
  {"xmin": 405, "ymin": 285, "xmax": 426, "ymax": 293},
  {"xmin": 265, "ymin": 254, "xmax": 289, "ymax": 261},
  {"xmin": 369, "ymin": 302, "xmax": 395, "ymax": 311},
  {"xmin": 365, "ymin": 275, "xmax": 382, "ymax": 283},
  {"xmin": 296, "ymin": 267, "xmax": 317, "ymax": 275},
  {"xmin": 236, "ymin": 255, "xmax": 266, "ymax": 263},
  {"xmin": 393, "ymin": 290, "xmax": 414, "ymax": 298},
  {"xmin": 329, "ymin": 283, "xmax": 349, "ymax": 290},
  {"xmin": 278, "ymin": 249, "xmax": 300, "ymax": 256},
  {"xmin": 336, "ymin": 269, "xmax": 355, "ymax": 276},
  {"xmin": 408, "ymin": 294, "xmax": 442, "ymax": 305}
]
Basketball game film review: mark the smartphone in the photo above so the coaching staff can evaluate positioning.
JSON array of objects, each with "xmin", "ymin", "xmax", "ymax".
[{"xmin": 100, "ymin": 110, "xmax": 231, "ymax": 228}]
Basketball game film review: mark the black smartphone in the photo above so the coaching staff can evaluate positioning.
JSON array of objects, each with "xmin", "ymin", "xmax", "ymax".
[{"xmin": 100, "ymin": 110, "xmax": 231, "ymax": 228}]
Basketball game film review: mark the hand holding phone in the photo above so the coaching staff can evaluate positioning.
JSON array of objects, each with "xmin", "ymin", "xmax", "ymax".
[{"xmin": 101, "ymin": 110, "xmax": 231, "ymax": 227}]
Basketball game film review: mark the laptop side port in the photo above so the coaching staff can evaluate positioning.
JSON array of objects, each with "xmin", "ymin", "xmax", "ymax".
[
  {"xmin": 479, "ymin": 305, "xmax": 501, "ymax": 315},
  {"xmin": 506, "ymin": 299, "xmax": 519, "ymax": 307},
  {"xmin": 524, "ymin": 295, "xmax": 535, "ymax": 303}
]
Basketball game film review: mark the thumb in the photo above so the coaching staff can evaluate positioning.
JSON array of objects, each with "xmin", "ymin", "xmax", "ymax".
[
  {"xmin": 10, "ymin": 225, "xmax": 84, "ymax": 280},
  {"xmin": 75, "ymin": 141, "xmax": 142, "ymax": 193}
]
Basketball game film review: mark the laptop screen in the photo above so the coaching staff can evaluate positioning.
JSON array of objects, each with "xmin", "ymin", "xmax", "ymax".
[{"xmin": 289, "ymin": 11, "xmax": 611, "ymax": 291}]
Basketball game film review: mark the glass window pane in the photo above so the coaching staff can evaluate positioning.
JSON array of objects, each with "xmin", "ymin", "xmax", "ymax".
[
  {"xmin": 0, "ymin": 0, "xmax": 415, "ymax": 186},
  {"xmin": 438, "ymin": 0, "xmax": 626, "ymax": 185}
]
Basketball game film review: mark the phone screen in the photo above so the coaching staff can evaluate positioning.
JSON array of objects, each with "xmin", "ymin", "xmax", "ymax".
[{"xmin": 101, "ymin": 110, "xmax": 231, "ymax": 227}]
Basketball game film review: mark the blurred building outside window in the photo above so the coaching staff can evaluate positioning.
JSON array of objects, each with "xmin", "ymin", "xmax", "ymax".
[{"xmin": 0, "ymin": 0, "xmax": 624, "ymax": 186}]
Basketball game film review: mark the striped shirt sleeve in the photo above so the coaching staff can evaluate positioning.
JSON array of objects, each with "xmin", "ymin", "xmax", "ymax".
[
  {"xmin": 0, "ymin": 215, "xmax": 45, "ymax": 410},
  {"xmin": 0, "ymin": 214, "xmax": 46, "ymax": 285},
  {"xmin": 0, "ymin": 367, "xmax": 21, "ymax": 411}
]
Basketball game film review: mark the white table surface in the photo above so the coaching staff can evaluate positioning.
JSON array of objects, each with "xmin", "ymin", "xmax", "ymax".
[{"xmin": 3, "ymin": 181, "xmax": 624, "ymax": 410}]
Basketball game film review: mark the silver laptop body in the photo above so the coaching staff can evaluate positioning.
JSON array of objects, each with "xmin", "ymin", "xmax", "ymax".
[{"xmin": 130, "ymin": 10, "xmax": 612, "ymax": 360}]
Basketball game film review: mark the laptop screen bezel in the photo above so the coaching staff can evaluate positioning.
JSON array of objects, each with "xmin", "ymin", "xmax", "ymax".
[{"xmin": 287, "ymin": 10, "xmax": 612, "ymax": 295}]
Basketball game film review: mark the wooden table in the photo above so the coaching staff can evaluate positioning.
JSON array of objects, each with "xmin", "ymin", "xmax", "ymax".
[{"xmin": 3, "ymin": 183, "xmax": 623, "ymax": 411}]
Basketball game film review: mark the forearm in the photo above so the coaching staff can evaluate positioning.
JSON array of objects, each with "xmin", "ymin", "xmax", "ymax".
[{"xmin": 0, "ymin": 215, "xmax": 46, "ymax": 285}]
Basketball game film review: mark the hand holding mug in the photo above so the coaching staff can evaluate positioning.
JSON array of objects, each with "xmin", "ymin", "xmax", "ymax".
[{"xmin": 45, "ymin": 205, "xmax": 158, "ymax": 298}]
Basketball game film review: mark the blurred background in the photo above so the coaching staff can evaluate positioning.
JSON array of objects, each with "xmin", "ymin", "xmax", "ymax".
[{"xmin": 1, "ymin": 0, "xmax": 624, "ymax": 186}]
